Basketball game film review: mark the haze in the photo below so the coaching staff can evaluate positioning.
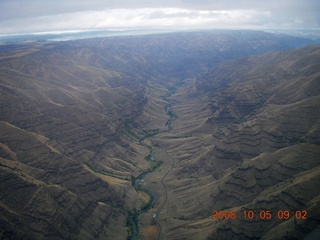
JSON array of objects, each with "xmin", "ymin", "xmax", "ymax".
[{"xmin": 0, "ymin": 0, "xmax": 319, "ymax": 35}]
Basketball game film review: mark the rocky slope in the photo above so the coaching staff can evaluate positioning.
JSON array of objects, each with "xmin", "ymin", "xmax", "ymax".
[{"xmin": 156, "ymin": 44, "xmax": 320, "ymax": 240}]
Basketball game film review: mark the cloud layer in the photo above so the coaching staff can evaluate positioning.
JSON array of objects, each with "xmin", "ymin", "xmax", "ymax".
[{"xmin": 0, "ymin": 0, "xmax": 319, "ymax": 35}]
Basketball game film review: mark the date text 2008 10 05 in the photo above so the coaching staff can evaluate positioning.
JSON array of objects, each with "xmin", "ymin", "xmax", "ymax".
[{"xmin": 212, "ymin": 209, "xmax": 307, "ymax": 220}]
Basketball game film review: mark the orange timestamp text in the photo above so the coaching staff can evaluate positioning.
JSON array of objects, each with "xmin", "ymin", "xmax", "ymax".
[{"xmin": 212, "ymin": 209, "xmax": 307, "ymax": 220}]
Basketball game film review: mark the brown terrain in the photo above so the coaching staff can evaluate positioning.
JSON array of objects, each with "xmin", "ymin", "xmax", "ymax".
[
  {"xmin": 150, "ymin": 45, "xmax": 320, "ymax": 240},
  {"xmin": 0, "ymin": 30, "xmax": 319, "ymax": 239}
]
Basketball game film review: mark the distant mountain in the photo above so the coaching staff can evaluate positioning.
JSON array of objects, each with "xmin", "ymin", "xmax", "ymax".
[{"xmin": 0, "ymin": 30, "xmax": 318, "ymax": 239}]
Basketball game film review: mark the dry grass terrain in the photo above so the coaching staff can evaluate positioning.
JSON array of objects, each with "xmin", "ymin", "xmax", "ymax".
[
  {"xmin": 148, "ymin": 45, "xmax": 320, "ymax": 239},
  {"xmin": 0, "ymin": 31, "xmax": 318, "ymax": 239}
]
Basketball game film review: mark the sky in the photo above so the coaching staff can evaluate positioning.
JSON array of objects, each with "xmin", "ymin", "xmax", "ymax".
[{"xmin": 0, "ymin": 0, "xmax": 319, "ymax": 35}]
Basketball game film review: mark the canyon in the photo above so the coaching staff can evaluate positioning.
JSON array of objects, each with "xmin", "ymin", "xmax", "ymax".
[{"xmin": 0, "ymin": 30, "xmax": 319, "ymax": 239}]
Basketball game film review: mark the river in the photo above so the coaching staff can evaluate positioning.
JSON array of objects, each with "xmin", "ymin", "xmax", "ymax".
[{"xmin": 127, "ymin": 85, "xmax": 178, "ymax": 240}]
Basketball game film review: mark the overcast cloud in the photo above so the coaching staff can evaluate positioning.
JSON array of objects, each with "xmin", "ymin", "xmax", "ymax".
[{"xmin": 0, "ymin": 0, "xmax": 319, "ymax": 35}]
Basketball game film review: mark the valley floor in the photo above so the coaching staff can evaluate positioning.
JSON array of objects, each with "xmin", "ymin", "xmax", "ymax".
[{"xmin": 136, "ymin": 80, "xmax": 214, "ymax": 239}]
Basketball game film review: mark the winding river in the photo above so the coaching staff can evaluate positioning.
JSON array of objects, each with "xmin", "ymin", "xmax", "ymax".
[{"xmin": 127, "ymin": 88, "xmax": 177, "ymax": 240}]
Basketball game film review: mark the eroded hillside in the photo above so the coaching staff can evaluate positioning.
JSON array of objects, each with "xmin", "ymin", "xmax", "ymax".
[
  {"xmin": 0, "ymin": 31, "xmax": 318, "ymax": 239},
  {"xmin": 151, "ymin": 45, "xmax": 320, "ymax": 240}
]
